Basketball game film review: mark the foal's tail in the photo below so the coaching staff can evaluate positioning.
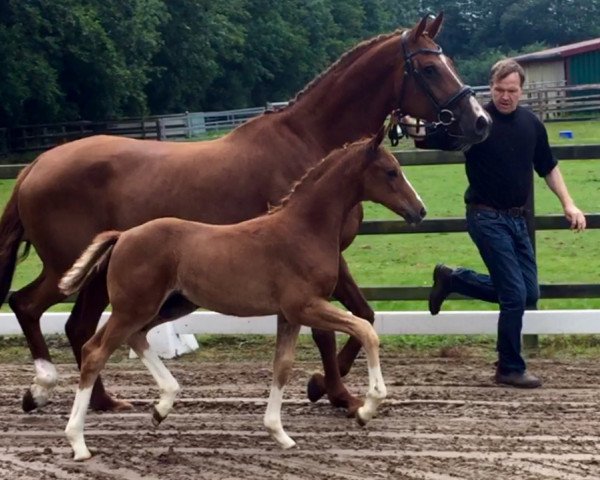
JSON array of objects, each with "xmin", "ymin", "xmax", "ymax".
[
  {"xmin": 0, "ymin": 162, "xmax": 37, "ymax": 305},
  {"xmin": 59, "ymin": 231, "xmax": 122, "ymax": 296}
]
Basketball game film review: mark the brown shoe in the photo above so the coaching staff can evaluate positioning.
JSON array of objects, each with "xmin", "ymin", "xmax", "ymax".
[
  {"xmin": 495, "ymin": 370, "xmax": 542, "ymax": 389},
  {"xmin": 428, "ymin": 264, "xmax": 453, "ymax": 315}
]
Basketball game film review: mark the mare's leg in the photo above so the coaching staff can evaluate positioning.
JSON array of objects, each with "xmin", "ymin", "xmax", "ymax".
[
  {"xmin": 287, "ymin": 298, "xmax": 386, "ymax": 425},
  {"xmin": 9, "ymin": 271, "xmax": 65, "ymax": 412},
  {"xmin": 65, "ymin": 313, "xmax": 140, "ymax": 461},
  {"xmin": 65, "ymin": 270, "xmax": 132, "ymax": 412},
  {"xmin": 128, "ymin": 331, "xmax": 181, "ymax": 426},
  {"xmin": 264, "ymin": 315, "xmax": 301, "ymax": 449},
  {"xmin": 308, "ymin": 255, "xmax": 373, "ymax": 414}
]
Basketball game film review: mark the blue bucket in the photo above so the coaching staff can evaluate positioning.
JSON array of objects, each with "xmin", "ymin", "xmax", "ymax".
[{"xmin": 559, "ymin": 130, "xmax": 574, "ymax": 139}]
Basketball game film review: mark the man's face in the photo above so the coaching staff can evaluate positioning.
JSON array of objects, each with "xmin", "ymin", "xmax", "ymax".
[{"xmin": 491, "ymin": 71, "xmax": 522, "ymax": 114}]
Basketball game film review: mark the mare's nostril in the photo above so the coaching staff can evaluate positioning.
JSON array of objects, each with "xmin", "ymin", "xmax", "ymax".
[
  {"xmin": 475, "ymin": 115, "xmax": 490, "ymax": 136},
  {"xmin": 420, "ymin": 207, "xmax": 427, "ymax": 219}
]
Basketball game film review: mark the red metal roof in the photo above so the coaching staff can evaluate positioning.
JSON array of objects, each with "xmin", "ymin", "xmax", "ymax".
[{"xmin": 513, "ymin": 38, "xmax": 600, "ymax": 63}]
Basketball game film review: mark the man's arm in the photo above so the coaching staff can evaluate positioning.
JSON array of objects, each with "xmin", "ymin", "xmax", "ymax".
[
  {"xmin": 401, "ymin": 116, "xmax": 463, "ymax": 151},
  {"xmin": 544, "ymin": 165, "xmax": 587, "ymax": 231}
]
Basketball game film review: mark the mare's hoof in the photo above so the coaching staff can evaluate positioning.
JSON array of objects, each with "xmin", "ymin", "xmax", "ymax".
[
  {"xmin": 90, "ymin": 395, "xmax": 133, "ymax": 412},
  {"xmin": 307, "ymin": 373, "xmax": 326, "ymax": 403},
  {"xmin": 22, "ymin": 389, "xmax": 37, "ymax": 413},
  {"xmin": 152, "ymin": 406, "xmax": 165, "ymax": 427}
]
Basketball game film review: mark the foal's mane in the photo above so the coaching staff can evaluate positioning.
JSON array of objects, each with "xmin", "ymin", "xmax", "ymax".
[
  {"xmin": 280, "ymin": 29, "xmax": 406, "ymax": 111},
  {"xmin": 268, "ymin": 138, "xmax": 371, "ymax": 214}
]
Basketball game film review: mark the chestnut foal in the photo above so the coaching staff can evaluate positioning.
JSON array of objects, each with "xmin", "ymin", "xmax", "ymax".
[{"xmin": 60, "ymin": 130, "xmax": 425, "ymax": 460}]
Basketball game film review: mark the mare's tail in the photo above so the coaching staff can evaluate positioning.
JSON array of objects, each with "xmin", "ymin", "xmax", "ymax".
[
  {"xmin": 0, "ymin": 163, "xmax": 37, "ymax": 304},
  {"xmin": 59, "ymin": 231, "xmax": 121, "ymax": 296}
]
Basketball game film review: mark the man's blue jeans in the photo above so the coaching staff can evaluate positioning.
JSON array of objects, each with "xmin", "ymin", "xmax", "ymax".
[{"xmin": 450, "ymin": 207, "xmax": 539, "ymax": 374}]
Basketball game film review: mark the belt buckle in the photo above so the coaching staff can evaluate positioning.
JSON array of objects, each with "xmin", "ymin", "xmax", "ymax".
[{"xmin": 508, "ymin": 207, "xmax": 523, "ymax": 217}]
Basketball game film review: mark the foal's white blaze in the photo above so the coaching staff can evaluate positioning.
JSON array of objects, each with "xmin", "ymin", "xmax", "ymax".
[
  {"xmin": 357, "ymin": 364, "xmax": 387, "ymax": 424},
  {"xmin": 65, "ymin": 386, "xmax": 93, "ymax": 461},
  {"xmin": 400, "ymin": 171, "xmax": 424, "ymax": 205},
  {"xmin": 30, "ymin": 359, "xmax": 58, "ymax": 407},
  {"xmin": 264, "ymin": 385, "xmax": 296, "ymax": 449},
  {"xmin": 137, "ymin": 346, "xmax": 180, "ymax": 420}
]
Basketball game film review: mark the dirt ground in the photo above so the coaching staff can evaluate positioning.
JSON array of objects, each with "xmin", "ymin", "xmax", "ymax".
[{"xmin": 1, "ymin": 354, "xmax": 600, "ymax": 480}]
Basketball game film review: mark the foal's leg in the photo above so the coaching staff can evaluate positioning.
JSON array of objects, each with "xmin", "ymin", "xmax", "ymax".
[
  {"xmin": 65, "ymin": 271, "xmax": 132, "ymax": 412},
  {"xmin": 128, "ymin": 331, "xmax": 181, "ymax": 426},
  {"xmin": 308, "ymin": 256, "xmax": 373, "ymax": 415},
  {"xmin": 264, "ymin": 316, "xmax": 301, "ymax": 449},
  {"xmin": 287, "ymin": 299, "xmax": 386, "ymax": 425},
  {"xmin": 65, "ymin": 314, "xmax": 138, "ymax": 461},
  {"xmin": 9, "ymin": 271, "xmax": 65, "ymax": 412}
]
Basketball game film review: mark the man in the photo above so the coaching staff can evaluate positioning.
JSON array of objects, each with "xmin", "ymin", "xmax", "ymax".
[{"xmin": 408, "ymin": 59, "xmax": 586, "ymax": 388}]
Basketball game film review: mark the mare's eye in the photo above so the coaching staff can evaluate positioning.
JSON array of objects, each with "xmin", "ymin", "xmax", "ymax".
[
  {"xmin": 386, "ymin": 170, "xmax": 398, "ymax": 178},
  {"xmin": 423, "ymin": 65, "xmax": 436, "ymax": 77}
]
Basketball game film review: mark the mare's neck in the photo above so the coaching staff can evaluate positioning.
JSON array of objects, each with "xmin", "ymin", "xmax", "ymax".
[{"xmin": 284, "ymin": 35, "xmax": 402, "ymax": 153}]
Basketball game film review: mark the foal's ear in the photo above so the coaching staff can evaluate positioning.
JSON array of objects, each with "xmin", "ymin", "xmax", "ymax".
[
  {"xmin": 427, "ymin": 12, "xmax": 444, "ymax": 39},
  {"xmin": 369, "ymin": 126, "xmax": 386, "ymax": 153}
]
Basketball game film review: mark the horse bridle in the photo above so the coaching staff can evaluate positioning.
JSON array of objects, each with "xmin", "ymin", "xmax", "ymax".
[{"xmin": 389, "ymin": 31, "xmax": 475, "ymax": 144}]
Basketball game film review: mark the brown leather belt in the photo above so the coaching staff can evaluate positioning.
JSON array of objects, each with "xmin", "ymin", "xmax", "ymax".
[{"xmin": 467, "ymin": 203, "xmax": 527, "ymax": 217}]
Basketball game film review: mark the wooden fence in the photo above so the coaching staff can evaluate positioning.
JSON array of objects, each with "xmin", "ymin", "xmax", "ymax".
[
  {"xmin": 0, "ymin": 144, "xmax": 597, "ymax": 304},
  {"xmin": 2, "ymin": 83, "xmax": 599, "ymax": 155},
  {"xmin": 474, "ymin": 82, "xmax": 600, "ymax": 120},
  {"xmin": 358, "ymin": 145, "xmax": 600, "ymax": 304},
  {"xmin": 0, "ymin": 109, "xmax": 266, "ymax": 155}
]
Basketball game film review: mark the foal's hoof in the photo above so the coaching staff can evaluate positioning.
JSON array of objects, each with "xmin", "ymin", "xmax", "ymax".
[
  {"xmin": 90, "ymin": 394, "xmax": 133, "ymax": 412},
  {"xmin": 22, "ymin": 389, "xmax": 37, "ymax": 413},
  {"xmin": 307, "ymin": 373, "xmax": 326, "ymax": 403},
  {"xmin": 152, "ymin": 406, "xmax": 166, "ymax": 427},
  {"xmin": 73, "ymin": 448, "xmax": 93, "ymax": 462}
]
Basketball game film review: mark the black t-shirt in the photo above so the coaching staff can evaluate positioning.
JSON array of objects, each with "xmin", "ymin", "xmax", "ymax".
[{"xmin": 418, "ymin": 102, "xmax": 558, "ymax": 209}]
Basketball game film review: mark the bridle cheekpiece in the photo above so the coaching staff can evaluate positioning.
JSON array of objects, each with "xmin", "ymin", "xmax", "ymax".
[{"xmin": 389, "ymin": 31, "xmax": 475, "ymax": 145}]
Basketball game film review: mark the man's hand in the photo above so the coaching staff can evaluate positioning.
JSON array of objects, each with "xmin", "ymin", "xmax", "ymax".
[
  {"xmin": 564, "ymin": 204, "xmax": 586, "ymax": 232},
  {"xmin": 400, "ymin": 115, "xmax": 427, "ymax": 139}
]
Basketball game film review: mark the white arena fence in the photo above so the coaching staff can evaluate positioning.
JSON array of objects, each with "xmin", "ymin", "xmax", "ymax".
[{"xmin": 0, "ymin": 310, "xmax": 598, "ymax": 359}]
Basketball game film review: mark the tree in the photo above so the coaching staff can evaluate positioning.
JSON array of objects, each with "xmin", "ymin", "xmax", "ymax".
[
  {"xmin": 0, "ymin": 0, "xmax": 165, "ymax": 126},
  {"xmin": 146, "ymin": 0, "xmax": 246, "ymax": 114}
]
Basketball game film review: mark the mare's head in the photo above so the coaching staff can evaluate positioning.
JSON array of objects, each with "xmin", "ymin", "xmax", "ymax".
[
  {"xmin": 397, "ymin": 13, "xmax": 491, "ymax": 145},
  {"xmin": 351, "ymin": 129, "xmax": 426, "ymax": 225}
]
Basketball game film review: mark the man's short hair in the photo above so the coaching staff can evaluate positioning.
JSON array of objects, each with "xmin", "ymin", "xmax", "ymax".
[{"xmin": 490, "ymin": 59, "xmax": 525, "ymax": 86}]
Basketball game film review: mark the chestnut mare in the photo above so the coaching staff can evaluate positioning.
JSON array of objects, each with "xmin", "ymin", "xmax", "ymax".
[
  {"xmin": 60, "ymin": 130, "xmax": 425, "ymax": 460},
  {"xmin": 0, "ymin": 14, "xmax": 490, "ymax": 415}
]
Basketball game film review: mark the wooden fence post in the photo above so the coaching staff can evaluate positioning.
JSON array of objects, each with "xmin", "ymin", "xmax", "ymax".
[{"xmin": 156, "ymin": 118, "xmax": 166, "ymax": 141}]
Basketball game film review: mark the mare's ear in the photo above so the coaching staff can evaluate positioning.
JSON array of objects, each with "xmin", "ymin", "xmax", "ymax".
[
  {"xmin": 427, "ymin": 12, "xmax": 444, "ymax": 39},
  {"xmin": 370, "ymin": 126, "xmax": 385, "ymax": 151},
  {"xmin": 410, "ymin": 14, "xmax": 429, "ymax": 42}
]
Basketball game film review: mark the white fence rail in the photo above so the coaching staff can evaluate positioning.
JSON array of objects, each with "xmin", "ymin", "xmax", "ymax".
[{"xmin": 0, "ymin": 310, "xmax": 598, "ymax": 358}]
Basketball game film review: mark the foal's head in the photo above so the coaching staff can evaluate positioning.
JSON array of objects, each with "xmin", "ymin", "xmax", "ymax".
[
  {"xmin": 396, "ymin": 13, "xmax": 491, "ymax": 145},
  {"xmin": 353, "ymin": 129, "xmax": 426, "ymax": 225}
]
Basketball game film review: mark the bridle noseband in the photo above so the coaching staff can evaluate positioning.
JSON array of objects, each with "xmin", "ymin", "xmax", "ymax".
[{"xmin": 389, "ymin": 32, "xmax": 475, "ymax": 145}]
